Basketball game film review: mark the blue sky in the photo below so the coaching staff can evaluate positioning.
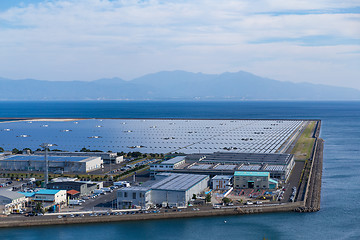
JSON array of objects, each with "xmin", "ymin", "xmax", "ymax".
[{"xmin": 0, "ymin": 0, "xmax": 359, "ymax": 89}]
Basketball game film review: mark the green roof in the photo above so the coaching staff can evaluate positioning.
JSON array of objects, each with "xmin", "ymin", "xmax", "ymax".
[
  {"xmin": 269, "ymin": 178, "xmax": 278, "ymax": 184},
  {"xmin": 234, "ymin": 171, "xmax": 269, "ymax": 177}
]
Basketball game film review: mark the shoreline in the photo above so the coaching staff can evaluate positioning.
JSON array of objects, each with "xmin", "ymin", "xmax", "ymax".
[{"xmin": 0, "ymin": 202, "xmax": 303, "ymax": 229}]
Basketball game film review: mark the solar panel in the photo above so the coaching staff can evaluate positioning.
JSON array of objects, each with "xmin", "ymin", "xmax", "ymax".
[{"xmin": 0, "ymin": 119, "xmax": 304, "ymax": 154}]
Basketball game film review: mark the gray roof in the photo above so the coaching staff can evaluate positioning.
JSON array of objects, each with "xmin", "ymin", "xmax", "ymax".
[
  {"xmin": 161, "ymin": 156, "xmax": 186, "ymax": 165},
  {"xmin": 0, "ymin": 190, "xmax": 25, "ymax": 201},
  {"xmin": 2, "ymin": 155, "xmax": 99, "ymax": 163},
  {"xmin": 212, "ymin": 175, "xmax": 233, "ymax": 180},
  {"xmin": 151, "ymin": 173, "xmax": 208, "ymax": 191},
  {"xmin": 198, "ymin": 152, "xmax": 293, "ymax": 165}
]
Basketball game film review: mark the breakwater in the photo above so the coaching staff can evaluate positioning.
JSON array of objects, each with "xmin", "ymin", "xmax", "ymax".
[{"xmin": 295, "ymin": 120, "xmax": 323, "ymax": 212}]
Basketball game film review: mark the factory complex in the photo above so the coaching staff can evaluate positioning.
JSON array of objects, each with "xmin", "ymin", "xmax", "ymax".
[
  {"xmin": 150, "ymin": 152, "xmax": 294, "ymax": 181},
  {"xmin": 0, "ymin": 118, "xmax": 321, "ymax": 217}
]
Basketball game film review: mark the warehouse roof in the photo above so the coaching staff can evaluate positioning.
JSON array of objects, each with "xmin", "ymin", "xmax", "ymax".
[
  {"xmin": 2, "ymin": 155, "xmax": 99, "ymax": 163},
  {"xmin": 35, "ymin": 189, "xmax": 63, "ymax": 195},
  {"xmin": 199, "ymin": 152, "xmax": 293, "ymax": 165},
  {"xmin": 161, "ymin": 156, "xmax": 186, "ymax": 165},
  {"xmin": 234, "ymin": 171, "xmax": 270, "ymax": 177},
  {"xmin": 0, "ymin": 190, "xmax": 25, "ymax": 200},
  {"xmin": 151, "ymin": 173, "xmax": 208, "ymax": 191},
  {"xmin": 212, "ymin": 175, "xmax": 232, "ymax": 180},
  {"xmin": 18, "ymin": 192, "xmax": 35, "ymax": 198}
]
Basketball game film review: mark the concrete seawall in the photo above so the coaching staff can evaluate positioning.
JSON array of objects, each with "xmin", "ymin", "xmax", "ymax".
[
  {"xmin": 0, "ymin": 202, "xmax": 303, "ymax": 228},
  {"xmin": 295, "ymin": 120, "xmax": 323, "ymax": 212}
]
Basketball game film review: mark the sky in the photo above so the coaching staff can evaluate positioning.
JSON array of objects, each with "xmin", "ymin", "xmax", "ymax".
[{"xmin": 0, "ymin": 0, "xmax": 359, "ymax": 89}]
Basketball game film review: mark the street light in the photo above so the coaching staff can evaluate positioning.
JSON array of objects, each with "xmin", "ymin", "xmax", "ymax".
[{"xmin": 40, "ymin": 143, "xmax": 57, "ymax": 186}]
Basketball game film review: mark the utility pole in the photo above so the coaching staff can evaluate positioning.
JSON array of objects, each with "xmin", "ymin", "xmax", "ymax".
[{"xmin": 40, "ymin": 143, "xmax": 56, "ymax": 187}]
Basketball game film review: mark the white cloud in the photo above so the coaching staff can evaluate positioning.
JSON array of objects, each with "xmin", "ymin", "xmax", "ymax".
[{"xmin": 0, "ymin": 0, "xmax": 359, "ymax": 89}]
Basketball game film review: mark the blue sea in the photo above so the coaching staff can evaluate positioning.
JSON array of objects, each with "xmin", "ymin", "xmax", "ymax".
[{"xmin": 0, "ymin": 101, "xmax": 359, "ymax": 240}]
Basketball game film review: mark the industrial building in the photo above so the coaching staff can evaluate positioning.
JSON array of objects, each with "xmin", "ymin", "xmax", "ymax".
[
  {"xmin": 149, "ymin": 156, "xmax": 186, "ymax": 174},
  {"xmin": 0, "ymin": 155, "xmax": 103, "ymax": 173},
  {"xmin": 117, "ymin": 173, "xmax": 209, "ymax": 209},
  {"xmin": 0, "ymin": 190, "xmax": 27, "ymax": 215},
  {"xmin": 234, "ymin": 171, "xmax": 270, "ymax": 189},
  {"xmin": 211, "ymin": 175, "xmax": 233, "ymax": 190},
  {"xmin": 151, "ymin": 152, "xmax": 295, "ymax": 182},
  {"xmin": 34, "ymin": 151, "xmax": 123, "ymax": 164},
  {"xmin": 32, "ymin": 189, "xmax": 67, "ymax": 205},
  {"xmin": 47, "ymin": 181, "xmax": 98, "ymax": 197}
]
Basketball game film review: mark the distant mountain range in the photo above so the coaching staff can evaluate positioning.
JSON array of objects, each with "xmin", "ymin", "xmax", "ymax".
[{"xmin": 1, "ymin": 70, "xmax": 359, "ymax": 100}]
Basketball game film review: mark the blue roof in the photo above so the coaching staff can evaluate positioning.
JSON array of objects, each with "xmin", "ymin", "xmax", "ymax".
[
  {"xmin": 35, "ymin": 189, "xmax": 62, "ymax": 195},
  {"xmin": 234, "ymin": 171, "xmax": 270, "ymax": 177},
  {"xmin": 269, "ymin": 178, "xmax": 278, "ymax": 184},
  {"xmin": 18, "ymin": 192, "xmax": 35, "ymax": 197}
]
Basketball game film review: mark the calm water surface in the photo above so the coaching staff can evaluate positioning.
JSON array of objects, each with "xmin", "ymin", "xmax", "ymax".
[{"xmin": 0, "ymin": 101, "xmax": 359, "ymax": 240}]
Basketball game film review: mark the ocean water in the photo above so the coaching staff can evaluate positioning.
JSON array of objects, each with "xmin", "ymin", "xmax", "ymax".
[{"xmin": 0, "ymin": 101, "xmax": 359, "ymax": 240}]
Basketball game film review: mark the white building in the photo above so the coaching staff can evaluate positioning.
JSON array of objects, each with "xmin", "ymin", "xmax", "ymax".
[
  {"xmin": 34, "ymin": 151, "xmax": 124, "ymax": 164},
  {"xmin": 211, "ymin": 175, "xmax": 232, "ymax": 190},
  {"xmin": 0, "ymin": 155, "xmax": 103, "ymax": 173},
  {"xmin": 117, "ymin": 173, "xmax": 209, "ymax": 209},
  {"xmin": 0, "ymin": 190, "xmax": 27, "ymax": 215},
  {"xmin": 33, "ymin": 189, "xmax": 67, "ymax": 205},
  {"xmin": 150, "ymin": 156, "xmax": 186, "ymax": 171}
]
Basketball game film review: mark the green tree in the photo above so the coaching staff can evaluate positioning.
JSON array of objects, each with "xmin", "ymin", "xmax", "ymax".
[
  {"xmin": 205, "ymin": 193, "xmax": 212, "ymax": 203},
  {"xmin": 0, "ymin": 147, "xmax": 4, "ymax": 152},
  {"xmin": 34, "ymin": 202, "xmax": 44, "ymax": 213},
  {"xmin": 12, "ymin": 148, "xmax": 20, "ymax": 154},
  {"xmin": 192, "ymin": 194, "xmax": 197, "ymax": 200},
  {"xmin": 222, "ymin": 197, "xmax": 231, "ymax": 204}
]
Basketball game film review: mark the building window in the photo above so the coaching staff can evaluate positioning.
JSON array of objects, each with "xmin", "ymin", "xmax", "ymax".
[
  {"xmin": 133, "ymin": 193, "xmax": 136, "ymax": 199},
  {"xmin": 124, "ymin": 192, "xmax": 127, "ymax": 198},
  {"xmin": 118, "ymin": 192, "xmax": 122, "ymax": 197}
]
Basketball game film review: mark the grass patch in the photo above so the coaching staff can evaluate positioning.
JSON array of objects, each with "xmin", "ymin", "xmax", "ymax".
[{"xmin": 291, "ymin": 121, "xmax": 316, "ymax": 160}]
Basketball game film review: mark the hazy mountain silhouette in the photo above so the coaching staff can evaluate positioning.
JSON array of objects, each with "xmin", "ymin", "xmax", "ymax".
[{"xmin": 0, "ymin": 71, "xmax": 359, "ymax": 100}]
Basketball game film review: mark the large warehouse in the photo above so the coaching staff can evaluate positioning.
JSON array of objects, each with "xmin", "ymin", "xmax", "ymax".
[
  {"xmin": 33, "ymin": 151, "xmax": 123, "ymax": 164},
  {"xmin": 0, "ymin": 155, "xmax": 102, "ymax": 173},
  {"xmin": 151, "ymin": 152, "xmax": 295, "ymax": 182},
  {"xmin": 117, "ymin": 173, "xmax": 209, "ymax": 209}
]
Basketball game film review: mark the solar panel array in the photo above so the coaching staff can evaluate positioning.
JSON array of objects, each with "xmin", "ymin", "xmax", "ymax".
[{"xmin": 0, "ymin": 119, "xmax": 304, "ymax": 154}]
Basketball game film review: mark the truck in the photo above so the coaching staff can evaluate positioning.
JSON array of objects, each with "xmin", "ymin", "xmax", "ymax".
[
  {"xmin": 94, "ymin": 189, "xmax": 105, "ymax": 195},
  {"xmin": 102, "ymin": 187, "xmax": 113, "ymax": 193},
  {"xmin": 114, "ymin": 181, "xmax": 130, "ymax": 188},
  {"xmin": 68, "ymin": 200, "xmax": 82, "ymax": 205}
]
